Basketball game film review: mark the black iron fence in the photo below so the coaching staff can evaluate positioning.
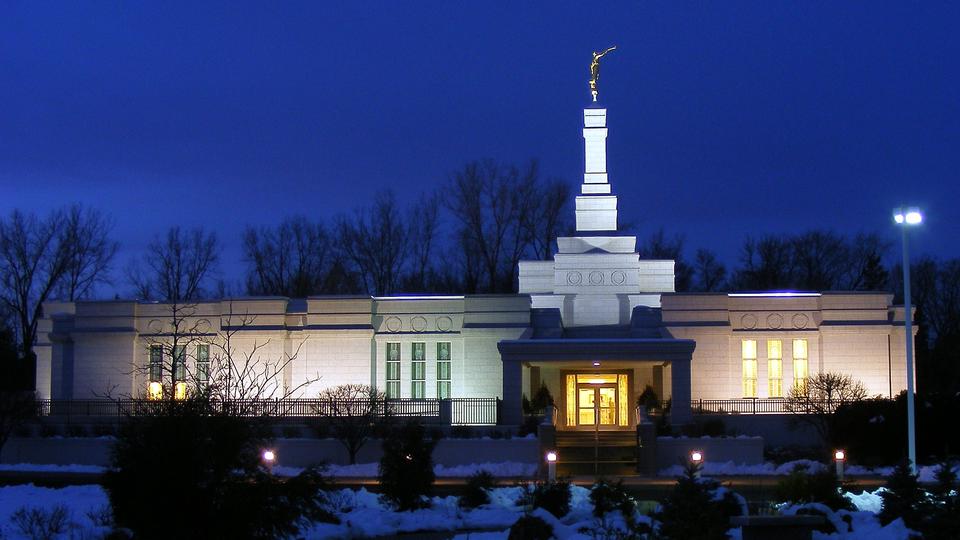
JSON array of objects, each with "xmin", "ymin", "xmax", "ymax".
[
  {"xmin": 35, "ymin": 398, "xmax": 500, "ymax": 426},
  {"xmin": 689, "ymin": 397, "xmax": 866, "ymax": 415}
]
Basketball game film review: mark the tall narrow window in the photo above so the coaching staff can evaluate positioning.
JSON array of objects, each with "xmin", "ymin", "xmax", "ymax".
[
  {"xmin": 148, "ymin": 345, "xmax": 163, "ymax": 399},
  {"xmin": 742, "ymin": 340, "xmax": 758, "ymax": 398},
  {"xmin": 411, "ymin": 342, "xmax": 426, "ymax": 399},
  {"xmin": 768, "ymin": 340, "xmax": 783, "ymax": 398},
  {"xmin": 793, "ymin": 339, "xmax": 809, "ymax": 393},
  {"xmin": 386, "ymin": 343, "xmax": 400, "ymax": 399},
  {"xmin": 197, "ymin": 344, "xmax": 209, "ymax": 385},
  {"xmin": 173, "ymin": 345, "xmax": 186, "ymax": 399},
  {"xmin": 437, "ymin": 342, "xmax": 451, "ymax": 399}
]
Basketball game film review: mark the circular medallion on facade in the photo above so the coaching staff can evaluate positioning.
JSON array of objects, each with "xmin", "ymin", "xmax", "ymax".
[
  {"xmin": 385, "ymin": 316, "xmax": 402, "ymax": 333},
  {"xmin": 588, "ymin": 271, "xmax": 604, "ymax": 285},
  {"xmin": 611, "ymin": 270, "xmax": 626, "ymax": 285},
  {"xmin": 792, "ymin": 313, "xmax": 809, "ymax": 329},
  {"xmin": 767, "ymin": 313, "xmax": 783, "ymax": 329},
  {"xmin": 197, "ymin": 319, "xmax": 211, "ymax": 333},
  {"xmin": 436, "ymin": 316, "xmax": 453, "ymax": 332},
  {"xmin": 566, "ymin": 271, "xmax": 583, "ymax": 285},
  {"xmin": 411, "ymin": 316, "xmax": 427, "ymax": 332},
  {"xmin": 147, "ymin": 319, "xmax": 164, "ymax": 333},
  {"xmin": 741, "ymin": 314, "xmax": 758, "ymax": 329}
]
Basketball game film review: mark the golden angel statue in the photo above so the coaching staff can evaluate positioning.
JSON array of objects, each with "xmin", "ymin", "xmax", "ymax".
[{"xmin": 589, "ymin": 46, "xmax": 617, "ymax": 102}]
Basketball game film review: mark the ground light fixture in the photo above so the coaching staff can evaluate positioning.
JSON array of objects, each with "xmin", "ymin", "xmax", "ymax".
[
  {"xmin": 262, "ymin": 449, "xmax": 276, "ymax": 473},
  {"xmin": 690, "ymin": 450, "xmax": 704, "ymax": 478},
  {"xmin": 894, "ymin": 206, "xmax": 922, "ymax": 474},
  {"xmin": 834, "ymin": 449, "xmax": 846, "ymax": 482},
  {"xmin": 546, "ymin": 451, "xmax": 558, "ymax": 481}
]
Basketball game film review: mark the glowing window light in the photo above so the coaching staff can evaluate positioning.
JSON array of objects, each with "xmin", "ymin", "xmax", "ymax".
[{"xmin": 148, "ymin": 382, "xmax": 162, "ymax": 400}]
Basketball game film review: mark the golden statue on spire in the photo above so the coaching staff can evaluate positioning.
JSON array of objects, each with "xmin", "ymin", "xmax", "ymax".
[{"xmin": 589, "ymin": 45, "xmax": 617, "ymax": 102}]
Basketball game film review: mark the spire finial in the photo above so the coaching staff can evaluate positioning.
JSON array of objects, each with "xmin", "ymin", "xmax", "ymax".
[{"xmin": 589, "ymin": 45, "xmax": 617, "ymax": 102}]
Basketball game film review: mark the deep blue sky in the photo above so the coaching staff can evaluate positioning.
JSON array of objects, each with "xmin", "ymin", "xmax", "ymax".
[{"xmin": 2, "ymin": 2, "xmax": 957, "ymax": 294}]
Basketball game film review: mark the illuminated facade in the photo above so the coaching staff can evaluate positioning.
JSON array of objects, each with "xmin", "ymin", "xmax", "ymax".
[{"xmin": 33, "ymin": 102, "xmax": 915, "ymax": 428}]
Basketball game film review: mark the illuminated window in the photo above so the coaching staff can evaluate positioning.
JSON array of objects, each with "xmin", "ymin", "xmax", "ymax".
[
  {"xmin": 197, "ymin": 344, "xmax": 209, "ymax": 385},
  {"xmin": 742, "ymin": 340, "xmax": 758, "ymax": 397},
  {"xmin": 411, "ymin": 342, "xmax": 426, "ymax": 399},
  {"xmin": 793, "ymin": 339, "xmax": 809, "ymax": 393},
  {"xmin": 149, "ymin": 345, "xmax": 163, "ymax": 383},
  {"xmin": 385, "ymin": 343, "xmax": 400, "ymax": 398},
  {"xmin": 437, "ymin": 342, "xmax": 451, "ymax": 399},
  {"xmin": 768, "ymin": 340, "xmax": 783, "ymax": 397},
  {"xmin": 565, "ymin": 374, "xmax": 576, "ymax": 427}
]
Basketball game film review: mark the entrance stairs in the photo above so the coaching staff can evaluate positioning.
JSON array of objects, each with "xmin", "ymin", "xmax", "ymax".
[{"xmin": 555, "ymin": 430, "xmax": 638, "ymax": 476}]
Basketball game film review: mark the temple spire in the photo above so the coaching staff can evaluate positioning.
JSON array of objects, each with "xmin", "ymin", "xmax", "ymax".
[{"xmin": 575, "ymin": 107, "xmax": 618, "ymax": 232}]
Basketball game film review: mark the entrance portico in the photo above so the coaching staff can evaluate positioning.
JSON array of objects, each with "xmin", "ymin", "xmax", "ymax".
[{"xmin": 498, "ymin": 338, "xmax": 695, "ymax": 427}]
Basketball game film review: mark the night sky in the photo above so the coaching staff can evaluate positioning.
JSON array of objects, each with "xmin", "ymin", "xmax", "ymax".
[{"xmin": 2, "ymin": 2, "xmax": 958, "ymax": 294}]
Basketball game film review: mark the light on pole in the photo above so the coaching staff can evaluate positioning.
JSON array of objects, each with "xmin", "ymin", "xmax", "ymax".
[
  {"xmin": 893, "ymin": 206, "xmax": 921, "ymax": 474},
  {"xmin": 546, "ymin": 451, "xmax": 558, "ymax": 481}
]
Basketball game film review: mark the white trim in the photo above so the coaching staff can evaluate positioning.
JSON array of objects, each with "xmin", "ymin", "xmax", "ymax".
[
  {"xmin": 728, "ymin": 292, "xmax": 821, "ymax": 298},
  {"xmin": 372, "ymin": 295, "xmax": 465, "ymax": 301}
]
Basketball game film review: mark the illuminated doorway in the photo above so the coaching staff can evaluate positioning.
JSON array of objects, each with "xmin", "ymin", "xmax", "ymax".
[{"xmin": 564, "ymin": 372, "xmax": 630, "ymax": 430}]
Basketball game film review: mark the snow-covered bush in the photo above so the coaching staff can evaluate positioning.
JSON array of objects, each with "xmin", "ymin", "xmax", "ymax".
[
  {"xmin": 508, "ymin": 514, "xmax": 553, "ymax": 540},
  {"xmin": 520, "ymin": 479, "xmax": 572, "ymax": 518},
  {"xmin": 105, "ymin": 397, "xmax": 334, "ymax": 538},
  {"xmin": 879, "ymin": 459, "xmax": 926, "ymax": 531},
  {"xmin": 590, "ymin": 478, "xmax": 635, "ymax": 519},
  {"xmin": 458, "ymin": 469, "xmax": 495, "ymax": 509},
  {"xmin": 378, "ymin": 421, "xmax": 436, "ymax": 510},
  {"xmin": 654, "ymin": 462, "xmax": 744, "ymax": 540},
  {"xmin": 774, "ymin": 466, "xmax": 852, "ymax": 511}
]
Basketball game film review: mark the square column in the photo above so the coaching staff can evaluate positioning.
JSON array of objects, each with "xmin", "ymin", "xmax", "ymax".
[{"xmin": 669, "ymin": 358, "xmax": 692, "ymax": 424}]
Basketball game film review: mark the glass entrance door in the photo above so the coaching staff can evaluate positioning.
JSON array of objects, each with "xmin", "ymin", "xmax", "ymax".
[{"xmin": 576, "ymin": 384, "xmax": 618, "ymax": 429}]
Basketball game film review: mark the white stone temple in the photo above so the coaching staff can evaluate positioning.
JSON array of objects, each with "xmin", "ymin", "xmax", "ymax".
[{"xmin": 34, "ymin": 92, "xmax": 916, "ymax": 433}]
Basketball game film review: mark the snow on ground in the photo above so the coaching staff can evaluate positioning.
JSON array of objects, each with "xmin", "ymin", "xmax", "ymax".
[
  {"xmin": 273, "ymin": 461, "xmax": 537, "ymax": 478},
  {"xmin": 303, "ymin": 484, "xmax": 648, "ymax": 540},
  {"xmin": 658, "ymin": 459, "xmax": 958, "ymax": 480},
  {"xmin": 0, "ymin": 484, "xmax": 111, "ymax": 539},
  {"xmin": 779, "ymin": 501, "xmax": 914, "ymax": 540},
  {"xmin": 0, "ymin": 463, "xmax": 107, "ymax": 474}
]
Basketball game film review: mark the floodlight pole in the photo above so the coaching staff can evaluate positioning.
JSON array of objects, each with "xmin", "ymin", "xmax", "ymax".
[{"xmin": 900, "ymin": 219, "xmax": 917, "ymax": 475}]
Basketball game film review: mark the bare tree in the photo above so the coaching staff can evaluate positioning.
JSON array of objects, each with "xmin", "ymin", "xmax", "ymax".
[
  {"xmin": 785, "ymin": 371, "xmax": 868, "ymax": 449},
  {"xmin": 0, "ymin": 391, "xmax": 36, "ymax": 462},
  {"xmin": 841, "ymin": 232, "xmax": 891, "ymax": 291},
  {"xmin": 733, "ymin": 235, "xmax": 795, "ymax": 291},
  {"xmin": 337, "ymin": 192, "xmax": 409, "ymax": 295},
  {"xmin": 0, "ymin": 206, "xmax": 116, "ymax": 361},
  {"xmin": 445, "ymin": 159, "xmax": 538, "ymax": 292},
  {"xmin": 128, "ymin": 226, "xmax": 219, "ymax": 301},
  {"xmin": 790, "ymin": 231, "xmax": 848, "ymax": 291},
  {"xmin": 525, "ymin": 177, "xmax": 572, "ymax": 261},
  {"xmin": 316, "ymin": 384, "xmax": 389, "ymax": 464},
  {"xmin": 639, "ymin": 228, "xmax": 693, "ymax": 292},
  {"xmin": 693, "ymin": 248, "xmax": 727, "ymax": 292},
  {"xmin": 131, "ymin": 300, "xmax": 313, "ymax": 411},
  {"xmin": 404, "ymin": 193, "xmax": 441, "ymax": 292},
  {"xmin": 56, "ymin": 205, "xmax": 118, "ymax": 301},
  {"xmin": 243, "ymin": 216, "xmax": 334, "ymax": 297}
]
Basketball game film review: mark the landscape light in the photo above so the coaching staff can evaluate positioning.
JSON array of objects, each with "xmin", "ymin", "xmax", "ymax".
[
  {"xmin": 262, "ymin": 449, "xmax": 276, "ymax": 463},
  {"xmin": 834, "ymin": 449, "xmax": 846, "ymax": 482},
  {"xmin": 690, "ymin": 450, "xmax": 703, "ymax": 463},
  {"xmin": 546, "ymin": 451, "xmax": 558, "ymax": 481}
]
